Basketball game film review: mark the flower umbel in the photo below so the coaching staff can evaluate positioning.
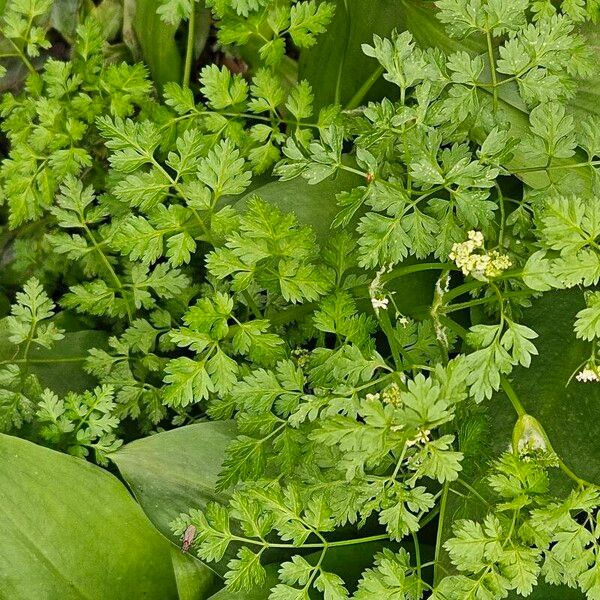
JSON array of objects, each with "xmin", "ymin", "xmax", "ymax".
[
  {"xmin": 449, "ymin": 231, "xmax": 512, "ymax": 281},
  {"xmin": 576, "ymin": 367, "xmax": 600, "ymax": 383}
]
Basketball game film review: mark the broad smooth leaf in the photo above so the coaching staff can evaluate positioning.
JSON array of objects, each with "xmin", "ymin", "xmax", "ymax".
[
  {"xmin": 0, "ymin": 433, "xmax": 181, "ymax": 598},
  {"xmin": 171, "ymin": 546, "xmax": 218, "ymax": 600},
  {"xmin": 300, "ymin": 0, "xmax": 480, "ymax": 110},
  {"xmin": 133, "ymin": 0, "xmax": 182, "ymax": 89},
  {"xmin": 26, "ymin": 329, "xmax": 108, "ymax": 395},
  {"xmin": 112, "ymin": 420, "xmax": 237, "ymax": 543},
  {"xmin": 235, "ymin": 166, "xmax": 363, "ymax": 242}
]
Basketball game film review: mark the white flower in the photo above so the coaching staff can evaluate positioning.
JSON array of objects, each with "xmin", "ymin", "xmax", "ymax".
[
  {"xmin": 468, "ymin": 230, "xmax": 484, "ymax": 247},
  {"xmin": 371, "ymin": 296, "xmax": 389, "ymax": 310},
  {"xmin": 449, "ymin": 232, "xmax": 511, "ymax": 280},
  {"xmin": 576, "ymin": 368, "xmax": 599, "ymax": 383}
]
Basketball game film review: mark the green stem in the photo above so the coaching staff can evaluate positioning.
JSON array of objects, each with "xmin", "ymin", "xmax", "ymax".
[
  {"xmin": 1, "ymin": 356, "xmax": 87, "ymax": 365},
  {"xmin": 511, "ymin": 160, "xmax": 600, "ymax": 174},
  {"xmin": 8, "ymin": 38, "xmax": 35, "ymax": 74},
  {"xmin": 182, "ymin": 2, "xmax": 196, "ymax": 89},
  {"xmin": 441, "ymin": 280, "xmax": 483, "ymax": 303},
  {"xmin": 456, "ymin": 478, "xmax": 491, "ymax": 508},
  {"xmin": 345, "ymin": 65, "xmax": 385, "ymax": 110},
  {"xmin": 485, "ymin": 30, "xmax": 498, "ymax": 113},
  {"xmin": 377, "ymin": 308, "xmax": 403, "ymax": 369},
  {"xmin": 438, "ymin": 315, "xmax": 468, "ymax": 339},
  {"xmin": 496, "ymin": 183, "xmax": 505, "ymax": 246},
  {"xmin": 433, "ymin": 483, "xmax": 448, "ymax": 586},
  {"xmin": 557, "ymin": 458, "xmax": 591, "ymax": 488},
  {"xmin": 83, "ymin": 224, "xmax": 133, "ymax": 322},
  {"xmin": 500, "ymin": 375, "xmax": 525, "ymax": 417},
  {"xmin": 382, "ymin": 262, "xmax": 454, "ymax": 285},
  {"xmin": 412, "ymin": 530, "xmax": 422, "ymax": 596},
  {"xmin": 445, "ymin": 291, "xmax": 530, "ymax": 314}
]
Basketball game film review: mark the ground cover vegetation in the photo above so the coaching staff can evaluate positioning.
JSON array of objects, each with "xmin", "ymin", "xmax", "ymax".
[{"xmin": 2, "ymin": 0, "xmax": 600, "ymax": 598}]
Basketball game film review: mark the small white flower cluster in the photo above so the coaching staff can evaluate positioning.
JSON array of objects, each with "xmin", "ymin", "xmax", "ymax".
[
  {"xmin": 371, "ymin": 296, "xmax": 389, "ymax": 310},
  {"xmin": 449, "ymin": 230, "xmax": 512, "ymax": 281},
  {"xmin": 366, "ymin": 384, "xmax": 406, "ymax": 409},
  {"xmin": 369, "ymin": 264, "xmax": 393, "ymax": 313},
  {"xmin": 576, "ymin": 367, "xmax": 600, "ymax": 383}
]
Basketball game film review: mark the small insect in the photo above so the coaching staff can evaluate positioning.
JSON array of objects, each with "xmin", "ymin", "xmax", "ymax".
[
  {"xmin": 366, "ymin": 172, "xmax": 375, "ymax": 184},
  {"xmin": 182, "ymin": 524, "xmax": 197, "ymax": 552}
]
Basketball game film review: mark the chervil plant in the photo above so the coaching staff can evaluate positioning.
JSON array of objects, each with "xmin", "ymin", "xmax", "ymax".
[{"xmin": 2, "ymin": 0, "xmax": 600, "ymax": 598}]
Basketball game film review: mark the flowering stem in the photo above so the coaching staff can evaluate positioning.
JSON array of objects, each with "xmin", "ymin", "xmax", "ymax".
[
  {"xmin": 412, "ymin": 530, "xmax": 422, "ymax": 596},
  {"xmin": 376, "ymin": 308, "xmax": 403, "ymax": 369},
  {"xmin": 382, "ymin": 262, "xmax": 454, "ymax": 285}
]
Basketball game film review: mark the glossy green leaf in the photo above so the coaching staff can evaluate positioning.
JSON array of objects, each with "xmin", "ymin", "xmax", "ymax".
[
  {"xmin": 171, "ymin": 546, "xmax": 217, "ymax": 600},
  {"xmin": 90, "ymin": 0, "xmax": 124, "ymax": 42},
  {"xmin": 0, "ymin": 433, "xmax": 180, "ymax": 598},
  {"xmin": 49, "ymin": 0, "xmax": 80, "ymax": 44},
  {"xmin": 112, "ymin": 420, "xmax": 237, "ymax": 544},
  {"xmin": 235, "ymin": 167, "xmax": 363, "ymax": 242},
  {"xmin": 494, "ymin": 290, "xmax": 600, "ymax": 485},
  {"xmin": 133, "ymin": 0, "xmax": 182, "ymax": 89},
  {"xmin": 299, "ymin": 0, "xmax": 480, "ymax": 111},
  {"xmin": 28, "ymin": 330, "xmax": 108, "ymax": 395}
]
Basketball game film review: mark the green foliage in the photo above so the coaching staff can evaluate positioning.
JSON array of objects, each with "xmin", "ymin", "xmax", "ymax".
[
  {"xmin": 0, "ymin": 432, "xmax": 207, "ymax": 598},
  {"xmin": 36, "ymin": 385, "xmax": 122, "ymax": 464},
  {"xmin": 2, "ymin": 0, "xmax": 600, "ymax": 598},
  {"xmin": 210, "ymin": 0, "xmax": 335, "ymax": 66},
  {"xmin": 0, "ymin": 277, "xmax": 63, "ymax": 431}
]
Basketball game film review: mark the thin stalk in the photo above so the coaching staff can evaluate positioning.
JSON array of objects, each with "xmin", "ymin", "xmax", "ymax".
[
  {"xmin": 485, "ymin": 30, "xmax": 498, "ymax": 112},
  {"xmin": 445, "ymin": 291, "xmax": 531, "ymax": 314},
  {"xmin": 433, "ymin": 483, "xmax": 448, "ymax": 586},
  {"xmin": 1, "ymin": 356, "xmax": 87, "ymax": 365},
  {"xmin": 182, "ymin": 3, "xmax": 196, "ymax": 89},
  {"xmin": 500, "ymin": 375, "xmax": 525, "ymax": 417},
  {"xmin": 511, "ymin": 160, "xmax": 600, "ymax": 174},
  {"xmin": 412, "ymin": 530, "xmax": 422, "ymax": 596},
  {"xmin": 376, "ymin": 308, "xmax": 403, "ymax": 369},
  {"xmin": 83, "ymin": 223, "xmax": 133, "ymax": 322},
  {"xmin": 345, "ymin": 65, "xmax": 385, "ymax": 110},
  {"xmin": 8, "ymin": 38, "xmax": 35, "ymax": 74}
]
